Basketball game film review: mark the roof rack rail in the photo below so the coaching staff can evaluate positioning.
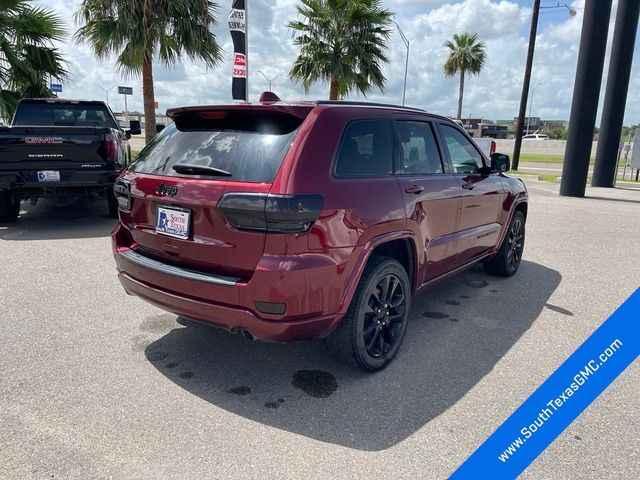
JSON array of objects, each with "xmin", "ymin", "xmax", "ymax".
[{"xmin": 315, "ymin": 100, "xmax": 425, "ymax": 112}]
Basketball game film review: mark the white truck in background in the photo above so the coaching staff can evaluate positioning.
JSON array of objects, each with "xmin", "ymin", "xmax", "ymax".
[
  {"xmin": 450, "ymin": 118, "xmax": 497, "ymax": 159},
  {"xmin": 472, "ymin": 137, "xmax": 497, "ymax": 159}
]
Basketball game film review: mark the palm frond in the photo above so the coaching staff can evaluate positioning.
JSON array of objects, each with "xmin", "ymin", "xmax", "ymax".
[
  {"xmin": 288, "ymin": 0, "xmax": 394, "ymax": 98},
  {"xmin": 0, "ymin": 0, "xmax": 69, "ymax": 120},
  {"xmin": 442, "ymin": 31, "xmax": 487, "ymax": 78}
]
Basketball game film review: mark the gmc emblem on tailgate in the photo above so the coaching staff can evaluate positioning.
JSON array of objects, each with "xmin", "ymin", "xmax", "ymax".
[
  {"xmin": 156, "ymin": 184, "xmax": 178, "ymax": 196},
  {"xmin": 25, "ymin": 136, "xmax": 63, "ymax": 144}
]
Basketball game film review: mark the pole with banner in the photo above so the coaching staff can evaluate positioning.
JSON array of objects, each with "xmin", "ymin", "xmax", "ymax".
[{"xmin": 228, "ymin": 0, "xmax": 248, "ymax": 101}]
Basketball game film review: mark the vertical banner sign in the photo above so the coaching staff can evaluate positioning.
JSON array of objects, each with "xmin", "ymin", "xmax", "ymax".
[{"xmin": 229, "ymin": 0, "xmax": 247, "ymax": 101}]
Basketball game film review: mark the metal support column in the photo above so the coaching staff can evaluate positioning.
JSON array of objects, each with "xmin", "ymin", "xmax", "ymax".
[
  {"xmin": 592, "ymin": 0, "xmax": 640, "ymax": 187},
  {"xmin": 560, "ymin": 0, "xmax": 613, "ymax": 197}
]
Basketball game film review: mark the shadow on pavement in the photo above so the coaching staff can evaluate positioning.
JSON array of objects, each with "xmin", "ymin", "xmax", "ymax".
[
  {"xmin": 144, "ymin": 260, "xmax": 561, "ymax": 451},
  {"xmin": 0, "ymin": 199, "xmax": 116, "ymax": 241}
]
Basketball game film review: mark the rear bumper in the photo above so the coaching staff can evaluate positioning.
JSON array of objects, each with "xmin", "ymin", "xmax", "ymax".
[
  {"xmin": 112, "ymin": 223, "xmax": 354, "ymax": 342},
  {"xmin": 118, "ymin": 271, "xmax": 338, "ymax": 342},
  {"xmin": 0, "ymin": 169, "xmax": 119, "ymax": 191}
]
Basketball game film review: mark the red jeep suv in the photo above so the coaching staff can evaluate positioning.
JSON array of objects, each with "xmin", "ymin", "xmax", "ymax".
[{"xmin": 112, "ymin": 97, "xmax": 527, "ymax": 372}]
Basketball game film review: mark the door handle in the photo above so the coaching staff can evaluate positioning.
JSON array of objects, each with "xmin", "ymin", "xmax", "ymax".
[
  {"xmin": 405, "ymin": 185, "xmax": 424, "ymax": 194},
  {"xmin": 461, "ymin": 182, "xmax": 475, "ymax": 190}
]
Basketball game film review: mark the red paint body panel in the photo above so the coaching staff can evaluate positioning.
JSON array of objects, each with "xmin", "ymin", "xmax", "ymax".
[{"xmin": 112, "ymin": 101, "xmax": 527, "ymax": 342}]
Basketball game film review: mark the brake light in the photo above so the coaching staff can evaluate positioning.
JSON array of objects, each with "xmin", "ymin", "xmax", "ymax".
[
  {"xmin": 490, "ymin": 140, "xmax": 496, "ymax": 155},
  {"xmin": 218, "ymin": 193, "xmax": 324, "ymax": 233},
  {"xmin": 199, "ymin": 111, "xmax": 227, "ymax": 119},
  {"xmin": 105, "ymin": 134, "xmax": 117, "ymax": 162},
  {"xmin": 113, "ymin": 179, "xmax": 131, "ymax": 211}
]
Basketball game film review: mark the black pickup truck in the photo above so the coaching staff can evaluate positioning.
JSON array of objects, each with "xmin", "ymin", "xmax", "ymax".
[{"xmin": 0, "ymin": 98, "xmax": 140, "ymax": 221}]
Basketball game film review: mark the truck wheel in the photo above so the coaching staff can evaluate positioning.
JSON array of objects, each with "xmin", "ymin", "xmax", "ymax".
[
  {"xmin": 326, "ymin": 256, "xmax": 411, "ymax": 372},
  {"xmin": 0, "ymin": 192, "xmax": 20, "ymax": 222},
  {"xmin": 107, "ymin": 188, "xmax": 119, "ymax": 219},
  {"xmin": 484, "ymin": 210, "xmax": 525, "ymax": 277}
]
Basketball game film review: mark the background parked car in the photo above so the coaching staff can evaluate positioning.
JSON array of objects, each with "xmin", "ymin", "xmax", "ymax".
[{"xmin": 522, "ymin": 133, "xmax": 549, "ymax": 140}]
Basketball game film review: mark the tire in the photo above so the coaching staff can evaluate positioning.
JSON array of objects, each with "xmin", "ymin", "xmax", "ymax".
[
  {"xmin": 326, "ymin": 256, "xmax": 411, "ymax": 372},
  {"xmin": 107, "ymin": 187, "xmax": 119, "ymax": 219},
  {"xmin": 484, "ymin": 210, "xmax": 526, "ymax": 277},
  {"xmin": 0, "ymin": 191, "xmax": 20, "ymax": 222}
]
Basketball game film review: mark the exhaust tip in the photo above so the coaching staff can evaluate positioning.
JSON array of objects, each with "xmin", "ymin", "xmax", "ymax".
[{"xmin": 240, "ymin": 329, "xmax": 256, "ymax": 341}]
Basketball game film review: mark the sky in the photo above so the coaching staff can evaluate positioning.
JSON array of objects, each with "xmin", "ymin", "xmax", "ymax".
[{"xmin": 36, "ymin": 0, "xmax": 640, "ymax": 124}]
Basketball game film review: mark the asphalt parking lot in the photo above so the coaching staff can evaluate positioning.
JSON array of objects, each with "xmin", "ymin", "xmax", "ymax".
[{"xmin": 1, "ymin": 181, "xmax": 638, "ymax": 479}]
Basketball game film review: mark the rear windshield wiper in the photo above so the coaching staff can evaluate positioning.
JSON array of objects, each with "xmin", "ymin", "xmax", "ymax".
[{"xmin": 172, "ymin": 163, "xmax": 232, "ymax": 177}]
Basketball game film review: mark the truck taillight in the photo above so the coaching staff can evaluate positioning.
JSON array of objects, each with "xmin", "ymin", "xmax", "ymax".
[
  {"xmin": 490, "ymin": 141, "xmax": 496, "ymax": 155},
  {"xmin": 218, "ymin": 193, "xmax": 324, "ymax": 233},
  {"xmin": 105, "ymin": 134, "xmax": 117, "ymax": 162}
]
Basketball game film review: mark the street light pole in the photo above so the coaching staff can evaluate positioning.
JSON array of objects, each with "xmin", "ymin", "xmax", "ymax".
[
  {"xmin": 512, "ymin": 2, "xmax": 577, "ymax": 170},
  {"xmin": 95, "ymin": 84, "xmax": 116, "ymax": 107},
  {"xmin": 393, "ymin": 20, "xmax": 410, "ymax": 106},
  {"xmin": 512, "ymin": 0, "xmax": 540, "ymax": 170},
  {"xmin": 257, "ymin": 71, "xmax": 281, "ymax": 91},
  {"xmin": 527, "ymin": 82, "xmax": 541, "ymax": 134}
]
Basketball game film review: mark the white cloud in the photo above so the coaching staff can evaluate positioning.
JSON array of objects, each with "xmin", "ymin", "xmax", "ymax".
[{"xmin": 32, "ymin": 0, "xmax": 640, "ymax": 125}]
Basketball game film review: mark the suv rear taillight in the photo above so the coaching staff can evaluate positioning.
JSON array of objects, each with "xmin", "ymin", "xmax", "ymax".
[
  {"xmin": 218, "ymin": 193, "xmax": 323, "ymax": 233},
  {"xmin": 105, "ymin": 134, "xmax": 117, "ymax": 162},
  {"xmin": 113, "ymin": 179, "xmax": 131, "ymax": 211}
]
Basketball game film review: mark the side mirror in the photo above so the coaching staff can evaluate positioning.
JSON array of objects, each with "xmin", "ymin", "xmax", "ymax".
[
  {"xmin": 491, "ymin": 153, "xmax": 510, "ymax": 172},
  {"xmin": 128, "ymin": 120, "xmax": 141, "ymax": 136},
  {"xmin": 125, "ymin": 131, "xmax": 132, "ymax": 140}
]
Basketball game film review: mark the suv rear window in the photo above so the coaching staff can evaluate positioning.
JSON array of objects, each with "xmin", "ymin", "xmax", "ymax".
[
  {"xmin": 129, "ymin": 110, "xmax": 301, "ymax": 183},
  {"xmin": 13, "ymin": 103, "xmax": 116, "ymax": 128}
]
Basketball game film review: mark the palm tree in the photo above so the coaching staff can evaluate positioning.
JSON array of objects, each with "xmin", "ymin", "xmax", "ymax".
[
  {"xmin": 443, "ymin": 32, "xmax": 486, "ymax": 119},
  {"xmin": 0, "ymin": 0, "xmax": 68, "ymax": 120},
  {"xmin": 75, "ymin": 0, "xmax": 223, "ymax": 143},
  {"xmin": 288, "ymin": 0, "xmax": 394, "ymax": 100}
]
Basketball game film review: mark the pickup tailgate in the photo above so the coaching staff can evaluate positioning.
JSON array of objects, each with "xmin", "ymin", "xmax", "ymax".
[{"xmin": 0, "ymin": 126, "xmax": 109, "ymax": 169}]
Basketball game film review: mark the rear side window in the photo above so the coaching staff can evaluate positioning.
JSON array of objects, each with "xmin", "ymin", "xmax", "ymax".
[
  {"xmin": 129, "ymin": 110, "xmax": 301, "ymax": 183},
  {"xmin": 335, "ymin": 119, "xmax": 393, "ymax": 177},
  {"xmin": 13, "ymin": 103, "xmax": 116, "ymax": 128}
]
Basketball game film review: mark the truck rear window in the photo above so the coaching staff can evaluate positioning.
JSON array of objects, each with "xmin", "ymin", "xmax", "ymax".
[
  {"xmin": 129, "ymin": 110, "xmax": 301, "ymax": 183},
  {"xmin": 13, "ymin": 103, "xmax": 117, "ymax": 128}
]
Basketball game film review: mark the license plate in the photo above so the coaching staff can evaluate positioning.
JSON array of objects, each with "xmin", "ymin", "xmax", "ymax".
[
  {"xmin": 155, "ymin": 206, "xmax": 191, "ymax": 239},
  {"xmin": 37, "ymin": 170, "xmax": 60, "ymax": 182}
]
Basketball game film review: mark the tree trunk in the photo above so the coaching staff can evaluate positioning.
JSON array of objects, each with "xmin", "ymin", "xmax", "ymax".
[
  {"xmin": 457, "ymin": 69, "xmax": 465, "ymax": 119},
  {"xmin": 329, "ymin": 77, "xmax": 340, "ymax": 100},
  {"xmin": 142, "ymin": 55, "xmax": 156, "ymax": 145}
]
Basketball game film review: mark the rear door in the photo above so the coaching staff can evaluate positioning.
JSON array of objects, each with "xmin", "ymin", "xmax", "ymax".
[
  {"xmin": 393, "ymin": 117, "xmax": 464, "ymax": 283},
  {"xmin": 436, "ymin": 122, "xmax": 505, "ymax": 264},
  {"xmin": 117, "ymin": 109, "xmax": 305, "ymax": 279}
]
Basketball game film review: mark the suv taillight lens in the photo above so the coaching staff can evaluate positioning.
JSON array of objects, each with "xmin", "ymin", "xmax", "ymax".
[
  {"xmin": 218, "ymin": 193, "xmax": 323, "ymax": 233},
  {"xmin": 105, "ymin": 134, "xmax": 117, "ymax": 162},
  {"xmin": 113, "ymin": 179, "xmax": 131, "ymax": 211}
]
